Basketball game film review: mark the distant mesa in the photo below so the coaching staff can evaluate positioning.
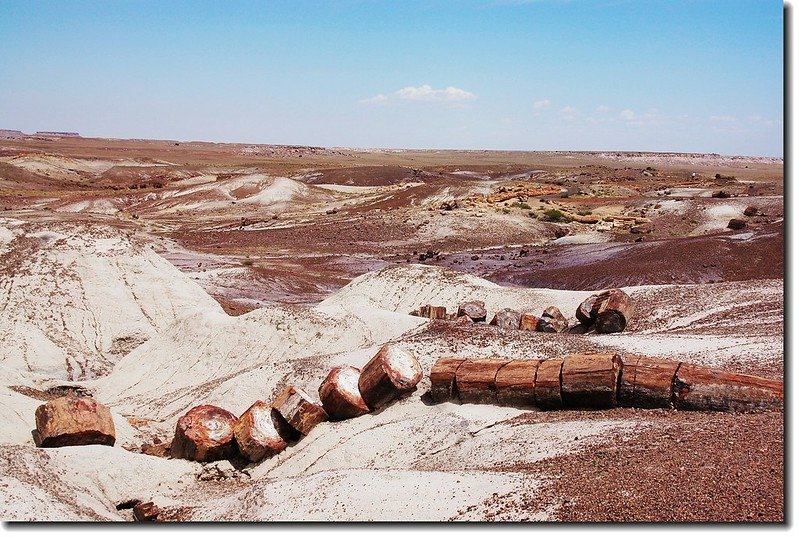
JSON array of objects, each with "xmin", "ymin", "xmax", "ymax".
[
  {"xmin": 35, "ymin": 131, "xmax": 81, "ymax": 137},
  {"xmin": 0, "ymin": 129, "xmax": 26, "ymax": 138}
]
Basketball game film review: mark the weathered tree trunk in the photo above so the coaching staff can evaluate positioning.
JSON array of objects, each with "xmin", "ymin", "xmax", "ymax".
[
  {"xmin": 495, "ymin": 360, "xmax": 540, "ymax": 408},
  {"xmin": 592, "ymin": 289, "xmax": 634, "ymax": 333},
  {"xmin": 233, "ymin": 401, "xmax": 291, "ymax": 462},
  {"xmin": 34, "ymin": 396, "xmax": 116, "ymax": 448},
  {"xmin": 561, "ymin": 353, "xmax": 623, "ymax": 409},
  {"xmin": 537, "ymin": 306, "xmax": 569, "ymax": 333},
  {"xmin": 672, "ymin": 364, "xmax": 783, "ymax": 412},
  {"xmin": 170, "ymin": 405, "xmax": 238, "ymax": 462},
  {"xmin": 489, "ymin": 308, "xmax": 521, "ymax": 330},
  {"xmin": 319, "ymin": 366, "xmax": 371, "ymax": 420},
  {"xmin": 133, "ymin": 502, "xmax": 160, "ymax": 522},
  {"xmin": 429, "ymin": 357, "xmax": 467, "ymax": 403},
  {"xmin": 619, "ymin": 355, "xmax": 680, "ymax": 409},
  {"xmin": 576, "ymin": 294, "xmax": 600, "ymax": 326},
  {"xmin": 455, "ymin": 359, "xmax": 507, "ymax": 405},
  {"xmin": 458, "ymin": 301, "xmax": 487, "ymax": 322},
  {"xmin": 418, "ymin": 304, "xmax": 447, "ymax": 320},
  {"xmin": 534, "ymin": 359, "xmax": 564, "ymax": 410},
  {"xmin": 358, "ymin": 345, "xmax": 423, "ymax": 410},
  {"xmin": 519, "ymin": 313, "xmax": 540, "ymax": 331},
  {"xmin": 272, "ymin": 386, "xmax": 329, "ymax": 436}
]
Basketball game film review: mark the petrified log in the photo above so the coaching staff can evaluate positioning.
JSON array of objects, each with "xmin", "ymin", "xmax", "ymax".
[
  {"xmin": 592, "ymin": 289, "xmax": 634, "ymax": 334},
  {"xmin": 34, "ymin": 396, "xmax": 116, "ymax": 448},
  {"xmin": 170, "ymin": 405, "xmax": 237, "ymax": 462},
  {"xmin": 358, "ymin": 345, "xmax": 423, "ymax": 410},
  {"xmin": 455, "ymin": 359, "xmax": 507, "ymax": 405},
  {"xmin": 233, "ymin": 401, "xmax": 291, "ymax": 462},
  {"xmin": 534, "ymin": 359, "xmax": 564, "ymax": 410},
  {"xmin": 457, "ymin": 300, "xmax": 487, "ymax": 322},
  {"xmin": 319, "ymin": 366, "xmax": 371, "ymax": 420},
  {"xmin": 576, "ymin": 294, "xmax": 600, "ymax": 326},
  {"xmin": 272, "ymin": 386, "xmax": 329, "ymax": 436},
  {"xmin": 619, "ymin": 356, "xmax": 680, "ymax": 409},
  {"xmin": 727, "ymin": 218, "xmax": 747, "ymax": 230},
  {"xmin": 495, "ymin": 360, "xmax": 540, "ymax": 408},
  {"xmin": 429, "ymin": 357, "xmax": 467, "ymax": 403},
  {"xmin": 561, "ymin": 353, "xmax": 623, "ymax": 409},
  {"xmin": 133, "ymin": 501, "xmax": 160, "ymax": 522},
  {"xmin": 537, "ymin": 306, "xmax": 569, "ymax": 333},
  {"xmin": 672, "ymin": 364, "xmax": 783, "ymax": 412},
  {"xmin": 519, "ymin": 313, "xmax": 540, "ymax": 331},
  {"xmin": 418, "ymin": 304, "xmax": 448, "ymax": 320},
  {"xmin": 489, "ymin": 308, "xmax": 521, "ymax": 330}
]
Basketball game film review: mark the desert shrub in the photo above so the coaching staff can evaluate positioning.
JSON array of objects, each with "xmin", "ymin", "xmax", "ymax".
[
  {"xmin": 510, "ymin": 202, "xmax": 532, "ymax": 210},
  {"xmin": 559, "ymin": 192, "xmax": 570, "ymax": 199},
  {"xmin": 577, "ymin": 209, "xmax": 592, "ymax": 216},
  {"xmin": 541, "ymin": 209, "xmax": 571, "ymax": 222}
]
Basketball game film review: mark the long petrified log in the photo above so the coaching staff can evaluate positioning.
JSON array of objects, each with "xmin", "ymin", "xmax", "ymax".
[
  {"xmin": 272, "ymin": 386, "xmax": 329, "ymax": 436},
  {"xmin": 455, "ymin": 358, "xmax": 507, "ymax": 405},
  {"xmin": 233, "ymin": 401, "xmax": 291, "ymax": 462},
  {"xmin": 429, "ymin": 357, "xmax": 467, "ymax": 403},
  {"xmin": 592, "ymin": 289, "xmax": 634, "ymax": 333},
  {"xmin": 170, "ymin": 405, "xmax": 238, "ymax": 462},
  {"xmin": 534, "ymin": 359, "xmax": 564, "ymax": 410},
  {"xmin": 358, "ymin": 345, "xmax": 423, "ymax": 410},
  {"xmin": 619, "ymin": 355, "xmax": 680, "ymax": 409},
  {"xmin": 319, "ymin": 366, "xmax": 371, "ymax": 420},
  {"xmin": 673, "ymin": 364, "xmax": 783, "ymax": 412},
  {"xmin": 495, "ymin": 360, "xmax": 540, "ymax": 408},
  {"xmin": 561, "ymin": 353, "xmax": 623, "ymax": 409},
  {"xmin": 34, "ymin": 396, "xmax": 116, "ymax": 448}
]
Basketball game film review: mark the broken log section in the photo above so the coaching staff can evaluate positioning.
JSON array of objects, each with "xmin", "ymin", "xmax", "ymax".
[
  {"xmin": 34, "ymin": 396, "xmax": 116, "ymax": 448},
  {"xmin": 673, "ymin": 364, "xmax": 783, "ymax": 412},
  {"xmin": 133, "ymin": 501, "xmax": 160, "ymax": 522},
  {"xmin": 561, "ymin": 353, "xmax": 623, "ymax": 409},
  {"xmin": 272, "ymin": 386, "xmax": 328, "ymax": 437},
  {"xmin": 429, "ymin": 357, "xmax": 467, "ymax": 403},
  {"xmin": 358, "ymin": 345, "xmax": 423, "ymax": 410},
  {"xmin": 535, "ymin": 359, "xmax": 564, "ymax": 410},
  {"xmin": 592, "ymin": 289, "xmax": 634, "ymax": 334},
  {"xmin": 619, "ymin": 355, "xmax": 680, "ymax": 409},
  {"xmin": 319, "ymin": 366, "xmax": 371, "ymax": 421},
  {"xmin": 170, "ymin": 405, "xmax": 238, "ymax": 462},
  {"xmin": 233, "ymin": 401, "xmax": 291, "ymax": 462},
  {"xmin": 457, "ymin": 300, "xmax": 487, "ymax": 323},
  {"xmin": 495, "ymin": 360, "xmax": 539, "ymax": 408},
  {"xmin": 455, "ymin": 358, "xmax": 507, "ymax": 405},
  {"xmin": 489, "ymin": 308, "xmax": 521, "ymax": 330}
]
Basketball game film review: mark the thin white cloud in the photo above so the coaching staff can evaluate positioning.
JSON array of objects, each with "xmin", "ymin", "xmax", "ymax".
[
  {"xmin": 620, "ymin": 109, "xmax": 635, "ymax": 121},
  {"xmin": 533, "ymin": 99, "xmax": 551, "ymax": 110},
  {"xmin": 360, "ymin": 85, "xmax": 477, "ymax": 106},
  {"xmin": 559, "ymin": 105, "xmax": 578, "ymax": 121}
]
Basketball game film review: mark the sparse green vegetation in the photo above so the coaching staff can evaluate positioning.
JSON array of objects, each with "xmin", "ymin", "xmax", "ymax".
[
  {"xmin": 559, "ymin": 192, "xmax": 570, "ymax": 199},
  {"xmin": 510, "ymin": 201, "xmax": 532, "ymax": 210},
  {"xmin": 540, "ymin": 208, "xmax": 571, "ymax": 222},
  {"xmin": 577, "ymin": 209, "xmax": 592, "ymax": 216}
]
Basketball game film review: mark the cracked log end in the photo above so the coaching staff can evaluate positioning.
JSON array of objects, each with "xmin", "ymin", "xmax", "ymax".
[
  {"xmin": 455, "ymin": 358, "xmax": 507, "ymax": 405},
  {"xmin": 673, "ymin": 364, "xmax": 783, "ymax": 412},
  {"xmin": 592, "ymin": 289, "xmax": 634, "ymax": 334},
  {"xmin": 319, "ymin": 366, "xmax": 371, "ymax": 420},
  {"xmin": 495, "ymin": 360, "xmax": 540, "ymax": 408},
  {"xmin": 619, "ymin": 355, "xmax": 680, "ymax": 409},
  {"xmin": 272, "ymin": 386, "xmax": 329, "ymax": 436},
  {"xmin": 519, "ymin": 313, "xmax": 540, "ymax": 332},
  {"xmin": 561, "ymin": 353, "xmax": 623, "ymax": 409},
  {"xmin": 170, "ymin": 405, "xmax": 238, "ymax": 462},
  {"xmin": 233, "ymin": 401, "xmax": 291, "ymax": 462},
  {"xmin": 534, "ymin": 359, "xmax": 564, "ymax": 410},
  {"xmin": 358, "ymin": 345, "xmax": 423, "ymax": 410},
  {"xmin": 34, "ymin": 396, "xmax": 116, "ymax": 448},
  {"xmin": 429, "ymin": 357, "xmax": 468, "ymax": 403}
]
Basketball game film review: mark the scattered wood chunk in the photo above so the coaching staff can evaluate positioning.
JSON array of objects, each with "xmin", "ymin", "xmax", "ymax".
[
  {"xmin": 495, "ymin": 360, "xmax": 540, "ymax": 408},
  {"xmin": 358, "ymin": 345, "xmax": 423, "ymax": 410},
  {"xmin": 233, "ymin": 401, "xmax": 291, "ymax": 462},
  {"xmin": 170, "ymin": 405, "xmax": 238, "ymax": 462},
  {"xmin": 133, "ymin": 501, "xmax": 160, "ymax": 522},
  {"xmin": 457, "ymin": 300, "xmax": 487, "ymax": 322},
  {"xmin": 537, "ymin": 306, "xmax": 569, "ymax": 333},
  {"xmin": 673, "ymin": 364, "xmax": 783, "ymax": 412},
  {"xmin": 620, "ymin": 356, "xmax": 680, "ymax": 409},
  {"xmin": 429, "ymin": 357, "xmax": 467, "ymax": 403},
  {"xmin": 561, "ymin": 353, "xmax": 623, "ymax": 409},
  {"xmin": 416, "ymin": 304, "xmax": 448, "ymax": 320},
  {"xmin": 743, "ymin": 206, "xmax": 758, "ymax": 217},
  {"xmin": 34, "ymin": 396, "xmax": 116, "ymax": 448},
  {"xmin": 592, "ymin": 289, "xmax": 634, "ymax": 333},
  {"xmin": 534, "ymin": 359, "xmax": 564, "ymax": 410},
  {"xmin": 319, "ymin": 366, "xmax": 371, "ymax": 420},
  {"xmin": 455, "ymin": 359, "xmax": 507, "ymax": 405},
  {"xmin": 489, "ymin": 308, "xmax": 521, "ymax": 330},
  {"xmin": 727, "ymin": 218, "xmax": 747, "ymax": 230},
  {"xmin": 272, "ymin": 386, "xmax": 329, "ymax": 436},
  {"xmin": 576, "ymin": 294, "xmax": 600, "ymax": 326},
  {"xmin": 519, "ymin": 313, "xmax": 540, "ymax": 331}
]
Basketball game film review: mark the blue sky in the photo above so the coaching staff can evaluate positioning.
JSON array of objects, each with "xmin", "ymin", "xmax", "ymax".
[{"xmin": 0, "ymin": 0, "xmax": 784, "ymax": 156}]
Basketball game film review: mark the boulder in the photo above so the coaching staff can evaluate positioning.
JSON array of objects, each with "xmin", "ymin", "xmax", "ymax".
[
  {"xmin": 537, "ymin": 306, "xmax": 568, "ymax": 333},
  {"xmin": 727, "ymin": 218, "xmax": 747, "ymax": 230},
  {"xmin": 743, "ymin": 206, "xmax": 758, "ymax": 217},
  {"xmin": 457, "ymin": 300, "xmax": 487, "ymax": 322},
  {"xmin": 489, "ymin": 308, "xmax": 522, "ymax": 330},
  {"xmin": 34, "ymin": 396, "xmax": 116, "ymax": 448}
]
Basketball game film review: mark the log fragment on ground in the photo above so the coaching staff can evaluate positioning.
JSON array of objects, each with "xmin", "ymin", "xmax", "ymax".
[
  {"xmin": 561, "ymin": 353, "xmax": 623, "ymax": 409},
  {"xmin": 576, "ymin": 294, "xmax": 600, "ymax": 326},
  {"xmin": 495, "ymin": 360, "xmax": 540, "ymax": 408},
  {"xmin": 534, "ymin": 359, "xmax": 564, "ymax": 410},
  {"xmin": 619, "ymin": 356, "xmax": 680, "ymax": 409},
  {"xmin": 519, "ymin": 313, "xmax": 540, "ymax": 331},
  {"xmin": 416, "ymin": 304, "xmax": 448, "ymax": 320},
  {"xmin": 34, "ymin": 396, "xmax": 116, "ymax": 448},
  {"xmin": 429, "ymin": 357, "xmax": 468, "ymax": 403},
  {"xmin": 170, "ymin": 405, "xmax": 238, "ymax": 462},
  {"xmin": 537, "ymin": 306, "xmax": 569, "ymax": 333},
  {"xmin": 672, "ymin": 364, "xmax": 783, "ymax": 412},
  {"xmin": 457, "ymin": 300, "xmax": 487, "ymax": 322},
  {"xmin": 489, "ymin": 308, "xmax": 521, "ymax": 330},
  {"xmin": 233, "ymin": 401, "xmax": 291, "ymax": 462},
  {"xmin": 455, "ymin": 359, "xmax": 507, "ymax": 405},
  {"xmin": 133, "ymin": 502, "xmax": 160, "ymax": 522},
  {"xmin": 272, "ymin": 386, "xmax": 329, "ymax": 436},
  {"xmin": 358, "ymin": 345, "xmax": 423, "ymax": 410},
  {"xmin": 318, "ymin": 366, "xmax": 371, "ymax": 420},
  {"xmin": 592, "ymin": 289, "xmax": 634, "ymax": 333}
]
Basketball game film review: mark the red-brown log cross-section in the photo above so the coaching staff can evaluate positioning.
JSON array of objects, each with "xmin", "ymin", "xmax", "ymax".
[
  {"xmin": 535, "ymin": 358, "xmax": 564, "ymax": 410},
  {"xmin": 319, "ymin": 366, "xmax": 371, "ymax": 421},
  {"xmin": 495, "ymin": 360, "xmax": 540, "ymax": 408},
  {"xmin": 233, "ymin": 401, "xmax": 292, "ymax": 462},
  {"xmin": 561, "ymin": 353, "xmax": 623, "ymax": 409},
  {"xmin": 358, "ymin": 345, "xmax": 423, "ymax": 410},
  {"xmin": 170, "ymin": 405, "xmax": 238, "ymax": 462},
  {"xmin": 673, "ymin": 363, "xmax": 783, "ymax": 412},
  {"xmin": 455, "ymin": 358, "xmax": 508, "ymax": 405},
  {"xmin": 272, "ymin": 386, "xmax": 329, "ymax": 437},
  {"xmin": 619, "ymin": 355, "xmax": 680, "ymax": 409},
  {"xmin": 592, "ymin": 289, "xmax": 634, "ymax": 334},
  {"xmin": 34, "ymin": 396, "xmax": 116, "ymax": 448},
  {"xmin": 429, "ymin": 357, "xmax": 468, "ymax": 403}
]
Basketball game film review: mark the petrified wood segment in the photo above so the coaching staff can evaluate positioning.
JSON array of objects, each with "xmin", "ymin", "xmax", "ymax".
[
  {"xmin": 34, "ymin": 396, "xmax": 116, "ymax": 448},
  {"xmin": 673, "ymin": 364, "xmax": 783, "ymax": 412},
  {"xmin": 561, "ymin": 353, "xmax": 623, "ymax": 409},
  {"xmin": 170, "ymin": 405, "xmax": 237, "ymax": 462},
  {"xmin": 457, "ymin": 300, "xmax": 487, "ymax": 322},
  {"xmin": 495, "ymin": 360, "xmax": 540, "ymax": 408},
  {"xmin": 537, "ymin": 306, "xmax": 569, "ymax": 333},
  {"xmin": 489, "ymin": 308, "xmax": 521, "ymax": 330},
  {"xmin": 358, "ymin": 345, "xmax": 423, "ymax": 410},
  {"xmin": 621, "ymin": 356, "xmax": 681, "ymax": 409},
  {"xmin": 319, "ymin": 366, "xmax": 371, "ymax": 420},
  {"xmin": 576, "ymin": 294, "xmax": 600, "ymax": 326},
  {"xmin": 233, "ymin": 401, "xmax": 291, "ymax": 462},
  {"xmin": 592, "ymin": 289, "xmax": 634, "ymax": 334},
  {"xmin": 133, "ymin": 501, "xmax": 160, "ymax": 522},
  {"xmin": 418, "ymin": 304, "xmax": 448, "ymax": 320},
  {"xmin": 455, "ymin": 359, "xmax": 507, "ymax": 405},
  {"xmin": 534, "ymin": 359, "xmax": 564, "ymax": 410},
  {"xmin": 519, "ymin": 313, "xmax": 540, "ymax": 331},
  {"xmin": 429, "ymin": 357, "xmax": 468, "ymax": 403},
  {"xmin": 272, "ymin": 386, "xmax": 329, "ymax": 436},
  {"xmin": 618, "ymin": 355, "xmax": 641, "ymax": 407}
]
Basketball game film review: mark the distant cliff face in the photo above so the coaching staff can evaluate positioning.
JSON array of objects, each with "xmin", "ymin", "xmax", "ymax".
[
  {"xmin": 34, "ymin": 131, "xmax": 80, "ymax": 137},
  {"xmin": 0, "ymin": 129, "xmax": 26, "ymax": 138}
]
